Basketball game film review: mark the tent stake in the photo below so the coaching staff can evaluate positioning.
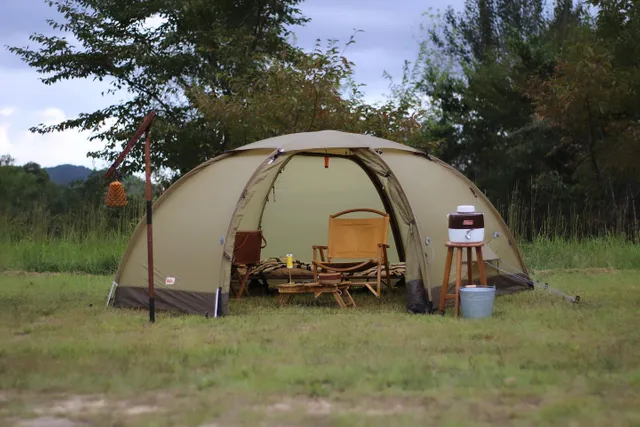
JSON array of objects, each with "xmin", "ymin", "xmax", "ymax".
[{"xmin": 214, "ymin": 287, "xmax": 221, "ymax": 318}]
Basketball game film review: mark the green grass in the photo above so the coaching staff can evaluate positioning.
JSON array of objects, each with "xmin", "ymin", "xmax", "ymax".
[
  {"xmin": 519, "ymin": 234, "xmax": 640, "ymax": 271},
  {"xmin": 0, "ymin": 203, "xmax": 140, "ymax": 275},
  {"xmin": 0, "ymin": 269, "xmax": 638, "ymax": 426},
  {"xmin": 0, "ymin": 233, "xmax": 128, "ymax": 275},
  {"xmin": 3, "ymin": 232, "xmax": 640, "ymax": 276}
]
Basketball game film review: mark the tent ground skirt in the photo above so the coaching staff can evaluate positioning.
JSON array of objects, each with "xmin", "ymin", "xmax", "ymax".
[{"xmin": 113, "ymin": 286, "xmax": 229, "ymax": 316}]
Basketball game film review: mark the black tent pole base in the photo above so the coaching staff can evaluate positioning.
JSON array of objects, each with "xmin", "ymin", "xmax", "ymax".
[{"xmin": 149, "ymin": 297, "xmax": 155, "ymax": 323}]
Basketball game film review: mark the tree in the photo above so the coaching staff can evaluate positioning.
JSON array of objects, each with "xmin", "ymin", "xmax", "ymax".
[
  {"xmin": 7, "ymin": 0, "xmax": 309, "ymax": 178},
  {"xmin": 396, "ymin": 1, "xmax": 619, "ymax": 238},
  {"xmin": 413, "ymin": 0, "xmax": 561, "ymax": 195},
  {"xmin": 0, "ymin": 161, "xmax": 59, "ymax": 216},
  {"xmin": 524, "ymin": 0, "xmax": 640, "ymax": 212},
  {"xmin": 188, "ymin": 37, "xmax": 428, "ymax": 149},
  {"xmin": 408, "ymin": 0, "xmax": 640, "ymax": 239},
  {"xmin": 587, "ymin": 0, "xmax": 640, "ymax": 181},
  {"xmin": 0, "ymin": 155, "xmax": 15, "ymax": 167}
]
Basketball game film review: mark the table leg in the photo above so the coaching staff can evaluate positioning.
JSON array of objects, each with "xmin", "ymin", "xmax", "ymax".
[
  {"xmin": 333, "ymin": 290, "xmax": 347, "ymax": 308},
  {"xmin": 342, "ymin": 288, "xmax": 356, "ymax": 308}
]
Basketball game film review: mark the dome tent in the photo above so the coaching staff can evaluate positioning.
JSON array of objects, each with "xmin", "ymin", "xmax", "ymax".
[{"xmin": 108, "ymin": 130, "xmax": 531, "ymax": 316}]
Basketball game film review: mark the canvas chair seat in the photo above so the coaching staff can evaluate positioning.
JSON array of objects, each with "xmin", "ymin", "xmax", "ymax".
[{"xmin": 312, "ymin": 208, "xmax": 392, "ymax": 297}]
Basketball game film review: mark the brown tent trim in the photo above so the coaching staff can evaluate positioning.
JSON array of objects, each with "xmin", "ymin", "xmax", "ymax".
[
  {"xmin": 256, "ymin": 155, "xmax": 295, "ymax": 232},
  {"xmin": 349, "ymin": 155, "xmax": 406, "ymax": 262},
  {"xmin": 412, "ymin": 149, "xmax": 434, "ymax": 161},
  {"xmin": 293, "ymin": 151, "xmax": 406, "ymax": 262},
  {"xmin": 113, "ymin": 285, "xmax": 228, "ymax": 317}
]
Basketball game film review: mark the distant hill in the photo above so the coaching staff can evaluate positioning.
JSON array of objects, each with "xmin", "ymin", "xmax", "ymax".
[{"xmin": 44, "ymin": 164, "xmax": 94, "ymax": 186}]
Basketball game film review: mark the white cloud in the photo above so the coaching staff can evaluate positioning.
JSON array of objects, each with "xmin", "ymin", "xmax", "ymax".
[
  {"xmin": 0, "ymin": 107, "xmax": 111, "ymax": 169},
  {"xmin": 0, "ymin": 107, "xmax": 15, "ymax": 117}
]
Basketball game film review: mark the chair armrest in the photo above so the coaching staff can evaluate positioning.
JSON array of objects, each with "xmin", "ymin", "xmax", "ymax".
[
  {"xmin": 312, "ymin": 245, "xmax": 328, "ymax": 263},
  {"xmin": 377, "ymin": 243, "xmax": 390, "ymax": 248}
]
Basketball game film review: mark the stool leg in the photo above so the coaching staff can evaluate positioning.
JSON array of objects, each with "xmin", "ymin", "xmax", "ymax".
[
  {"xmin": 439, "ymin": 247, "xmax": 454, "ymax": 314},
  {"xmin": 466, "ymin": 247, "xmax": 474, "ymax": 286},
  {"xmin": 455, "ymin": 247, "xmax": 463, "ymax": 317},
  {"xmin": 475, "ymin": 246, "xmax": 488, "ymax": 287}
]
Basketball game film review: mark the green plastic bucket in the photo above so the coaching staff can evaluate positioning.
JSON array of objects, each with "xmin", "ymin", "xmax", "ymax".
[{"xmin": 460, "ymin": 286, "xmax": 496, "ymax": 319}]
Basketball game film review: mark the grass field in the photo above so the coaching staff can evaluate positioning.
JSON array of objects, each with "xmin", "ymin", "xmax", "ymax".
[{"xmin": 0, "ymin": 268, "xmax": 638, "ymax": 426}]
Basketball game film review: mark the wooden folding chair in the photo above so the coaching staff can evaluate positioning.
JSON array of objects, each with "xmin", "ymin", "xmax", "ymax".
[
  {"xmin": 312, "ymin": 208, "xmax": 392, "ymax": 297},
  {"xmin": 231, "ymin": 230, "xmax": 266, "ymax": 299}
]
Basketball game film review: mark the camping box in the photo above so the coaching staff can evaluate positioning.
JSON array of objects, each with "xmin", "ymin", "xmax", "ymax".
[{"xmin": 448, "ymin": 205, "xmax": 485, "ymax": 243}]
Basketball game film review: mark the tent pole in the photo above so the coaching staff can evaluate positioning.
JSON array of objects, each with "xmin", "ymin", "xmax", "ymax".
[{"xmin": 145, "ymin": 128, "xmax": 155, "ymax": 323}]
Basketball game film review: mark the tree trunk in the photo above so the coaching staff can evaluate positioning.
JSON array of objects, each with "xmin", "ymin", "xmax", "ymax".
[{"xmin": 585, "ymin": 96, "xmax": 602, "ymax": 182}]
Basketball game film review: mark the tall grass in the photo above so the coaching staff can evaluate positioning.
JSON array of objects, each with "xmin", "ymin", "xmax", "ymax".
[
  {"xmin": 496, "ymin": 184, "xmax": 640, "ymax": 242},
  {"xmin": 0, "ymin": 202, "xmax": 143, "ymax": 274},
  {"xmin": 1, "ymin": 188, "xmax": 639, "ymax": 275}
]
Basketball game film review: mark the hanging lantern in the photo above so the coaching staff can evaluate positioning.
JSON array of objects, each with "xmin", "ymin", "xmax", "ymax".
[
  {"xmin": 105, "ymin": 181, "xmax": 128, "ymax": 207},
  {"xmin": 324, "ymin": 155, "xmax": 329, "ymax": 168}
]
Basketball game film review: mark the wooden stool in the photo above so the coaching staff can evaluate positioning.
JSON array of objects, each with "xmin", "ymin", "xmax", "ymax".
[{"xmin": 438, "ymin": 242, "xmax": 488, "ymax": 316}]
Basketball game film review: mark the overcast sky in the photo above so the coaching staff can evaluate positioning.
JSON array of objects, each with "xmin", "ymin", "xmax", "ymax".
[{"xmin": 0, "ymin": 0, "xmax": 463, "ymax": 169}]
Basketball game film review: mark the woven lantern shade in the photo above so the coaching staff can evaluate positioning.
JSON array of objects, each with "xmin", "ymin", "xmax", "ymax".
[{"xmin": 105, "ymin": 181, "xmax": 127, "ymax": 207}]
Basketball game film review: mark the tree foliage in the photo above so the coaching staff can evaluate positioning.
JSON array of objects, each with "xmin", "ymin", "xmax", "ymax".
[
  {"xmin": 408, "ymin": 0, "xmax": 639, "ymax": 238},
  {"xmin": 189, "ymin": 37, "xmax": 427, "ymax": 148},
  {"xmin": 527, "ymin": 1, "xmax": 640, "ymax": 183},
  {"xmin": 6, "ymin": 0, "xmax": 640, "ymax": 241},
  {"xmin": 0, "ymin": 156, "xmax": 152, "ymax": 238},
  {"xmin": 8, "ymin": 0, "xmax": 309, "ymax": 177}
]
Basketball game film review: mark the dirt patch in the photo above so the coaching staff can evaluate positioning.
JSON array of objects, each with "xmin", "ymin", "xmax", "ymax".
[
  {"xmin": 45, "ymin": 396, "xmax": 108, "ymax": 415},
  {"xmin": 253, "ymin": 393, "xmax": 546, "ymax": 425},
  {"xmin": 1, "ymin": 391, "xmax": 176, "ymax": 427},
  {"xmin": 15, "ymin": 417, "xmax": 84, "ymax": 427},
  {"xmin": 259, "ymin": 396, "xmax": 428, "ymax": 417},
  {"xmin": 124, "ymin": 405, "xmax": 160, "ymax": 416},
  {"xmin": 32, "ymin": 394, "xmax": 162, "ymax": 419}
]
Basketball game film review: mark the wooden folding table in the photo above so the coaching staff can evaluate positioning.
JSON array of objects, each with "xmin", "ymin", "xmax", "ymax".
[{"xmin": 277, "ymin": 282, "xmax": 356, "ymax": 308}]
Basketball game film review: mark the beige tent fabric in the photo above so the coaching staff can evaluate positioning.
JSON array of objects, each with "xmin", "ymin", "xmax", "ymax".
[
  {"xmin": 219, "ymin": 149, "xmax": 290, "ymax": 294},
  {"xmin": 243, "ymin": 154, "xmax": 398, "ymax": 263},
  {"xmin": 235, "ymin": 130, "xmax": 421, "ymax": 153},
  {"xmin": 352, "ymin": 148, "xmax": 432, "ymax": 303},
  {"xmin": 379, "ymin": 151, "xmax": 528, "ymax": 291},
  {"xmin": 115, "ymin": 150, "xmax": 271, "ymax": 293}
]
